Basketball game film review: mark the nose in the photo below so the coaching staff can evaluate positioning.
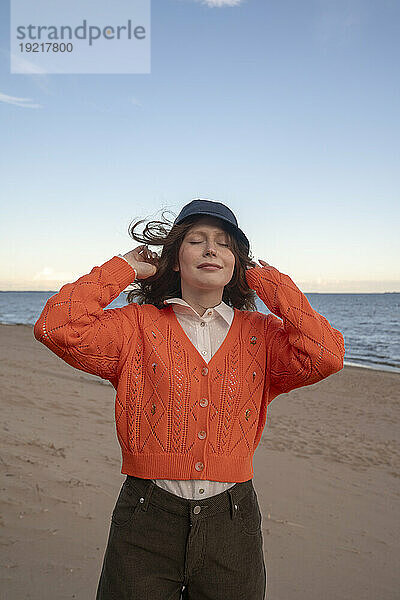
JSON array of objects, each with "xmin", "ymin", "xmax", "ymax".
[{"xmin": 204, "ymin": 245, "xmax": 217, "ymax": 256}]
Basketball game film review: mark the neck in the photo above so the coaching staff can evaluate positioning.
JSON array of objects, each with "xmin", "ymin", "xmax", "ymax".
[{"xmin": 180, "ymin": 288, "xmax": 223, "ymax": 317}]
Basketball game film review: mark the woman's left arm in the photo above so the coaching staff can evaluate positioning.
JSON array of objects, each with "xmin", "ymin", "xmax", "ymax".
[{"xmin": 245, "ymin": 259, "xmax": 345, "ymax": 395}]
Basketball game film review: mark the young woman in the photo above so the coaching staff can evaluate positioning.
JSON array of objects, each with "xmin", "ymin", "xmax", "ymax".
[{"xmin": 34, "ymin": 198, "xmax": 345, "ymax": 600}]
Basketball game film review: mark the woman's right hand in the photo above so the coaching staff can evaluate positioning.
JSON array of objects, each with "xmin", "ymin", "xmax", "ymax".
[{"xmin": 123, "ymin": 245, "xmax": 159, "ymax": 280}]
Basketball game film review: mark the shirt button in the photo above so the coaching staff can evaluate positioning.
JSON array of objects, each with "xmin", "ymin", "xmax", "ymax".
[
  {"xmin": 201, "ymin": 350, "xmax": 207, "ymax": 355},
  {"xmin": 193, "ymin": 505, "xmax": 201, "ymax": 514},
  {"xmin": 195, "ymin": 461, "xmax": 204, "ymax": 471},
  {"xmin": 200, "ymin": 398, "xmax": 208, "ymax": 407},
  {"xmin": 207, "ymin": 311, "xmax": 212, "ymax": 316},
  {"xmin": 200, "ymin": 322, "xmax": 206, "ymax": 327},
  {"xmin": 198, "ymin": 430, "xmax": 206, "ymax": 439},
  {"xmin": 201, "ymin": 367, "xmax": 208, "ymax": 376},
  {"xmin": 199, "ymin": 488, "xmax": 205, "ymax": 494}
]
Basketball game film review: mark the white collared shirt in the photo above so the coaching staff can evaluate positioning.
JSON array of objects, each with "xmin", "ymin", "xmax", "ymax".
[{"xmin": 116, "ymin": 255, "xmax": 239, "ymax": 499}]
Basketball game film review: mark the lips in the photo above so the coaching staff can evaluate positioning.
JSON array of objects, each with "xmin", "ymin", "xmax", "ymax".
[{"xmin": 197, "ymin": 263, "xmax": 223, "ymax": 269}]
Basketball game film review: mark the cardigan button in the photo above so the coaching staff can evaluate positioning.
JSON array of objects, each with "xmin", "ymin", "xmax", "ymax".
[
  {"xmin": 198, "ymin": 430, "xmax": 206, "ymax": 439},
  {"xmin": 193, "ymin": 505, "xmax": 201, "ymax": 514},
  {"xmin": 201, "ymin": 367, "xmax": 208, "ymax": 376},
  {"xmin": 199, "ymin": 398, "xmax": 208, "ymax": 407},
  {"xmin": 195, "ymin": 461, "xmax": 204, "ymax": 471}
]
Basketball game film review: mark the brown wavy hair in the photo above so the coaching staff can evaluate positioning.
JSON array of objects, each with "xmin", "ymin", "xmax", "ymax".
[{"xmin": 125, "ymin": 209, "xmax": 257, "ymax": 311}]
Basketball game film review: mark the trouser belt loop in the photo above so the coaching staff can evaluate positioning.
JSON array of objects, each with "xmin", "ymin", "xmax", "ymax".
[
  {"xmin": 141, "ymin": 479, "xmax": 156, "ymax": 512},
  {"xmin": 227, "ymin": 488, "xmax": 238, "ymax": 520}
]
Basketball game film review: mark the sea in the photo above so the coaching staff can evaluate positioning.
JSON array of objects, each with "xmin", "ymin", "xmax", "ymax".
[{"xmin": 1, "ymin": 290, "xmax": 399, "ymax": 374}]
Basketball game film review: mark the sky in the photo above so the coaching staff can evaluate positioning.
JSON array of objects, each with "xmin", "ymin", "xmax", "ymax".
[{"xmin": 1, "ymin": 0, "xmax": 399, "ymax": 293}]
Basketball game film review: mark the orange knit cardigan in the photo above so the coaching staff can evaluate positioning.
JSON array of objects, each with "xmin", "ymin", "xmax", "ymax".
[{"xmin": 33, "ymin": 255, "xmax": 345, "ymax": 482}]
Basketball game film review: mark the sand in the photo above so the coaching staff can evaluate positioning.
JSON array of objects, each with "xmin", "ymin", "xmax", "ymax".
[{"xmin": 1, "ymin": 323, "xmax": 399, "ymax": 599}]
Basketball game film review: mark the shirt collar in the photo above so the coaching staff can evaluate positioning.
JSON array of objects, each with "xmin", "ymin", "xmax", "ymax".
[{"xmin": 163, "ymin": 297, "xmax": 233, "ymax": 325}]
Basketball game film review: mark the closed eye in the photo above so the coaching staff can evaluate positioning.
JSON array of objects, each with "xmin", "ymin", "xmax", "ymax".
[{"xmin": 189, "ymin": 241, "xmax": 229, "ymax": 246}]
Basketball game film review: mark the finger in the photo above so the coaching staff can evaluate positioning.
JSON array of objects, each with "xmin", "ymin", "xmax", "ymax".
[{"xmin": 142, "ymin": 246, "xmax": 152, "ymax": 258}]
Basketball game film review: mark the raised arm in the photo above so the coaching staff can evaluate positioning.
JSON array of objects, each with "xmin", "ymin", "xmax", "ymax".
[
  {"xmin": 245, "ymin": 261, "xmax": 345, "ymax": 395},
  {"xmin": 33, "ymin": 245, "xmax": 159, "ymax": 383},
  {"xmin": 33, "ymin": 256, "xmax": 138, "ymax": 383}
]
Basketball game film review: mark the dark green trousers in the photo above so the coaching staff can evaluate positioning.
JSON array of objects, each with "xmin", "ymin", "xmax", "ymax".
[{"xmin": 96, "ymin": 474, "xmax": 267, "ymax": 599}]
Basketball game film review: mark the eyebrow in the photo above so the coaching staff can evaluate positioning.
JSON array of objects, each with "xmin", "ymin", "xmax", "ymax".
[{"xmin": 187, "ymin": 229, "xmax": 228, "ymax": 236}]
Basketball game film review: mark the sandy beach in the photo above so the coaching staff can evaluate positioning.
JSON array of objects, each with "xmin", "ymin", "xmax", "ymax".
[{"xmin": 1, "ymin": 322, "xmax": 399, "ymax": 600}]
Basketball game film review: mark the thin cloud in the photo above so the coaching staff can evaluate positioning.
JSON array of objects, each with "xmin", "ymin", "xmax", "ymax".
[
  {"xmin": 130, "ymin": 96, "xmax": 142, "ymax": 107},
  {"xmin": 198, "ymin": 0, "xmax": 244, "ymax": 6},
  {"xmin": 33, "ymin": 267, "xmax": 74, "ymax": 282},
  {"xmin": 10, "ymin": 51, "xmax": 48, "ymax": 75},
  {"xmin": 0, "ymin": 48, "xmax": 52, "ymax": 96},
  {"xmin": 0, "ymin": 92, "xmax": 42, "ymax": 109}
]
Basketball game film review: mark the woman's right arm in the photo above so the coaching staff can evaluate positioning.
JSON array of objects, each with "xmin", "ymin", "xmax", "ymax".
[
  {"xmin": 33, "ymin": 255, "xmax": 138, "ymax": 383},
  {"xmin": 33, "ymin": 246, "xmax": 159, "ymax": 382}
]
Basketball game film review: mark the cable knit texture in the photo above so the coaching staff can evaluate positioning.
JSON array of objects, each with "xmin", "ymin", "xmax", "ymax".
[{"xmin": 33, "ymin": 255, "xmax": 345, "ymax": 482}]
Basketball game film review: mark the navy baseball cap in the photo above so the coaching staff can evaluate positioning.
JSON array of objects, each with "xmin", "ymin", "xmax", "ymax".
[{"xmin": 173, "ymin": 199, "xmax": 250, "ymax": 253}]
